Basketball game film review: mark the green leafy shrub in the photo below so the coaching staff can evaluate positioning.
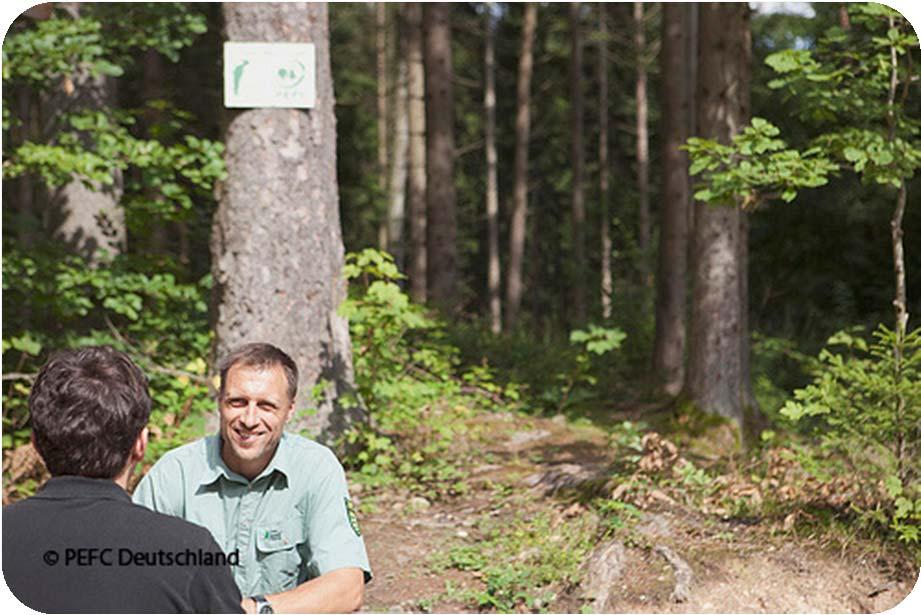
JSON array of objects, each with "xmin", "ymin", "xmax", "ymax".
[
  {"xmin": 434, "ymin": 511, "xmax": 596, "ymax": 612},
  {"xmin": 339, "ymin": 249, "xmax": 511, "ymax": 495},
  {"xmin": 2, "ymin": 248, "xmax": 214, "ymax": 496},
  {"xmin": 780, "ymin": 325, "xmax": 921, "ymax": 542}
]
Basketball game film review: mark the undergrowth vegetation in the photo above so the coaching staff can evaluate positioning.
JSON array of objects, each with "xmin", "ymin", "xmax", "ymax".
[{"xmin": 3, "ymin": 247, "xmax": 919, "ymax": 565}]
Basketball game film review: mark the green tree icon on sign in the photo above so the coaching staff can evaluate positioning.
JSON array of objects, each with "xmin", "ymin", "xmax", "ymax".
[
  {"xmin": 233, "ymin": 60, "xmax": 249, "ymax": 95},
  {"xmin": 276, "ymin": 61, "xmax": 306, "ymax": 89}
]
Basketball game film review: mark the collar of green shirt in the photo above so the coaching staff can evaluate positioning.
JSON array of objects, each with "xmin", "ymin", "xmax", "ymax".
[{"xmin": 199, "ymin": 433, "xmax": 295, "ymax": 487}]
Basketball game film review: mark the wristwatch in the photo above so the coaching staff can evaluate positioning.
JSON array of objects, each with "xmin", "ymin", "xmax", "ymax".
[{"xmin": 251, "ymin": 595, "xmax": 274, "ymax": 614}]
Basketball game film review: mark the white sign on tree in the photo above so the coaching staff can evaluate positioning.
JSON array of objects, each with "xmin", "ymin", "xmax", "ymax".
[{"xmin": 223, "ymin": 42, "xmax": 316, "ymax": 108}]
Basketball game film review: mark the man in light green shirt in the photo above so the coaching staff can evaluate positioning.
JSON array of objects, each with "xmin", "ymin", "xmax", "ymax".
[{"xmin": 133, "ymin": 343, "xmax": 371, "ymax": 614}]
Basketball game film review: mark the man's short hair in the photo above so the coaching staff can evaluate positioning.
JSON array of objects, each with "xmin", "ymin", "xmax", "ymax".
[
  {"xmin": 218, "ymin": 343, "xmax": 298, "ymax": 403},
  {"xmin": 29, "ymin": 346, "xmax": 151, "ymax": 478}
]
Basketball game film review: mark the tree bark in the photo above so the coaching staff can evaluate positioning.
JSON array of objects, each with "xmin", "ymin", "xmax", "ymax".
[
  {"xmin": 484, "ymin": 3, "xmax": 502, "ymax": 334},
  {"xmin": 569, "ymin": 2, "xmax": 587, "ymax": 326},
  {"xmin": 387, "ymin": 39, "xmax": 409, "ymax": 272},
  {"xmin": 50, "ymin": 3, "xmax": 125, "ymax": 262},
  {"xmin": 214, "ymin": 2, "xmax": 363, "ymax": 444},
  {"xmin": 687, "ymin": 3, "xmax": 698, "ymax": 248},
  {"xmin": 141, "ymin": 48, "xmax": 170, "ymax": 255},
  {"xmin": 686, "ymin": 3, "xmax": 758, "ymax": 435},
  {"xmin": 634, "ymin": 2, "xmax": 650, "ymax": 284},
  {"xmin": 424, "ymin": 3, "xmax": 459, "ymax": 311},
  {"xmin": 653, "ymin": 3, "xmax": 691, "ymax": 396},
  {"xmin": 505, "ymin": 3, "xmax": 537, "ymax": 331},
  {"xmin": 405, "ymin": 2, "xmax": 427, "ymax": 303},
  {"xmin": 376, "ymin": 2, "xmax": 389, "ymax": 251},
  {"xmin": 598, "ymin": 3, "xmax": 612, "ymax": 320}
]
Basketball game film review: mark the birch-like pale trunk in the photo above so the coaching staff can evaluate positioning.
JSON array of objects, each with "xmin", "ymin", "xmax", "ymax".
[
  {"xmin": 635, "ymin": 2, "xmax": 650, "ymax": 285},
  {"xmin": 505, "ymin": 3, "xmax": 537, "ymax": 331},
  {"xmin": 599, "ymin": 4, "xmax": 613, "ymax": 321},
  {"xmin": 484, "ymin": 4, "xmax": 502, "ymax": 333},
  {"xmin": 405, "ymin": 2, "xmax": 428, "ymax": 303},
  {"xmin": 387, "ymin": 49, "xmax": 409, "ymax": 271},
  {"xmin": 377, "ymin": 3, "xmax": 389, "ymax": 250}
]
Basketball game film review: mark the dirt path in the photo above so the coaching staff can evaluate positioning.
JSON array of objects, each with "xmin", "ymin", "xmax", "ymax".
[{"xmin": 357, "ymin": 413, "xmax": 918, "ymax": 613}]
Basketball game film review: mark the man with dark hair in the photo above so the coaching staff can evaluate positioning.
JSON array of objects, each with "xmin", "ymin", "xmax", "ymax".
[
  {"xmin": 133, "ymin": 342, "xmax": 371, "ymax": 614},
  {"xmin": 2, "ymin": 346, "xmax": 244, "ymax": 614}
]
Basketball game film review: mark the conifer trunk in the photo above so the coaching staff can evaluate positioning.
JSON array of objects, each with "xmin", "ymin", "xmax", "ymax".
[
  {"xmin": 51, "ymin": 3, "xmax": 125, "ymax": 261},
  {"xmin": 405, "ymin": 2, "xmax": 428, "ymax": 303},
  {"xmin": 424, "ymin": 3, "xmax": 459, "ymax": 310},
  {"xmin": 635, "ymin": 2, "xmax": 650, "ymax": 283},
  {"xmin": 214, "ymin": 2, "xmax": 363, "ymax": 443},
  {"xmin": 484, "ymin": 4, "xmax": 502, "ymax": 333},
  {"xmin": 569, "ymin": 2, "xmax": 587, "ymax": 325},
  {"xmin": 686, "ymin": 3, "xmax": 758, "ymax": 435},
  {"xmin": 653, "ymin": 3, "xmax": 691, "ymax": 395},
  {"xmin": 599, "ymin": 4, "xmax": 613, "ymax": 321},
  {"xmin": 505, "ymin": 3, "xmax": 537, "ymax": 331}
]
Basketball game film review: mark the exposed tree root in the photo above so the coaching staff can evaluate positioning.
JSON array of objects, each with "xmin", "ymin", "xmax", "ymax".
[{"xmin": 655, "ymin": 544, "xmax": 693, "ymax": 602}]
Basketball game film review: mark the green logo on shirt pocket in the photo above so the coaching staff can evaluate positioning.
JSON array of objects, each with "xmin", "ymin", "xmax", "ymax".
[{"xmin": 344, "ymin": 497, "xmax": 361, "ymax": 537}]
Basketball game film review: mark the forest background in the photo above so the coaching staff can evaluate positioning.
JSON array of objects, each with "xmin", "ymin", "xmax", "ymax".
[{"xmin": 2, "ymin": 2, "xmax": 920, "ymax": 612}]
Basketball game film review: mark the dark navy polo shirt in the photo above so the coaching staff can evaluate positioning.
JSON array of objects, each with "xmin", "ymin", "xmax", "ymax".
[{"xmin": 2, "ymin": 476, "xmax": 244, "ymax": 613}]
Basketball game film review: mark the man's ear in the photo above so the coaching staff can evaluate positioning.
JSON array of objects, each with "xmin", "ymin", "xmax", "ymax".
[
  {"xmin": 131, "ymin": 427, "xmax": 149, "ymax": 463},
  {"xmin": 284, "ymin": 402, "xmax": 295, "ymax": 424}
]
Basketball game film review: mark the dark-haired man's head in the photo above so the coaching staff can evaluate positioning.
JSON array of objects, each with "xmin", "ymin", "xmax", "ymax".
[{"xmin": 29, "ymin": 346, "xmax": 151, "ymax": 479}]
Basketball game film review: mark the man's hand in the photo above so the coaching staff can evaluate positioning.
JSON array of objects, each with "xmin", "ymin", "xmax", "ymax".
[
  {"xmin": 241, "ymin": 597, "xmax": 257, "ymax": 614},
  {"xmin": 262, "ymin": 568, "xmax": 365, "ymax": 613}
]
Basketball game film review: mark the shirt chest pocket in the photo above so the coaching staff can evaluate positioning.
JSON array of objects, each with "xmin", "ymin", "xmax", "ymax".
[{"xmin": 255, "ymin": 519, "xmax": 304, "ymax": 591}]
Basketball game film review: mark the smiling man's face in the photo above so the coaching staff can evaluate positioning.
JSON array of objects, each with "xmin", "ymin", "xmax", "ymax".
[{"xmin": 218, "ymin": 363, "xmax": 293, "ymax": 480}]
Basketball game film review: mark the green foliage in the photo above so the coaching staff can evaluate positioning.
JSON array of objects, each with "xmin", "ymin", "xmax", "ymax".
[
  {"xmin": 3, "ymin": 4, "xmax": 222, "ymax": 242},
  {"xmin": 569, "ymin": 325, "xmax": 627, "ymax": 356},
  {"xmin": 2, "ymin": 247, "xmax": 214, "ymax": 492},
  {"xmin": 780, "ymin": 325, "xmax": 921, "ymax": 542},
  {"xmin": 339, "ymin": 249, "xmax": 513, "ymax": 495},
  {"xmin": 762, "ymin": 4, "xmax": 920, "ymax": 188},
  {"xmin": 594, "ymin": 498, "xmax": 641, "ymax": 532},
  {"xmin": 686, "ymin": 117, "xmax": 838, "ymax": 206},
  {"xmin": 2, "ymin": 5, "xmax": 206, "ymax": 89},
  {"xmin": 2, "ymin": 17, "xmax": 122, "ymax": 86},
  {"xmin": 4, "ymin": 108, "xmax": 225, "ymax": 223},
  {"xmin": 433, "ymin": 511, "xmax": 596, "ymax": 612}
]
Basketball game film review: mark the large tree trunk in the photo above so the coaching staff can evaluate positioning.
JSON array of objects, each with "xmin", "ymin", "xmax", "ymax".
[
  {"xmin": 686, "ymin": 3, "xmax": 758, "ymax": 435},
  {"xmin": 652, "ymin": 3, "xmax": 692, "ymax": 396},
  {"xmin": 424, "ymin": 3, "xmax": 459, "ymax": 311},
  {"xmin": 50, "ymin": 3, "xmax": 125, "ymax": 262},
  {"xmin": 405, "ymin": 2, "xmax": 427, "ymax": 303},
  {"xmin": 505, "ymin": 3, "xmax": 537, "ymax": 331},
  {"xmin": 634, "ymin": 2, "xmax": 650, "ymax": 284},
  {"xmin": 484, "ymin": 3, "xmax": 502, "ymax": 333},
  {"xmin": 214, "ymin": 3, "xmax": 363, "ymax": 444},
  {"xmin": 598, "ymin": 3, "xmax": 612, "ymax": 320},
  {"xmin": 569, "ymin": 2, "xmax": 587, "ymax": 326}
]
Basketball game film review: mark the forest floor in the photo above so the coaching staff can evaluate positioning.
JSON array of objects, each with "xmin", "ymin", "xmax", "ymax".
[{"xmin": 356, "ymin": 410, "xmax": 919, "ymax": 614}]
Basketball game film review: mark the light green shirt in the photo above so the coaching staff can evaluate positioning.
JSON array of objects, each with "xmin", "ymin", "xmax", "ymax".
[{"xmin": 132, "ymin": 433, "xmax": 371, "ymax": 597}]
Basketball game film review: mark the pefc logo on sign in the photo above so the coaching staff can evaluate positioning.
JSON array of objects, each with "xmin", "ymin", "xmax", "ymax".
[{"xmin": 224, "ymin": 42, "xmax": 316, "ymax": 109}]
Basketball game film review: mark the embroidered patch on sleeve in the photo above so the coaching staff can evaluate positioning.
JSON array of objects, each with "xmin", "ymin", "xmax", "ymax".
[{"xmin": 344, "ymin": 497, "xmax": 361, "ymax": 537}]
